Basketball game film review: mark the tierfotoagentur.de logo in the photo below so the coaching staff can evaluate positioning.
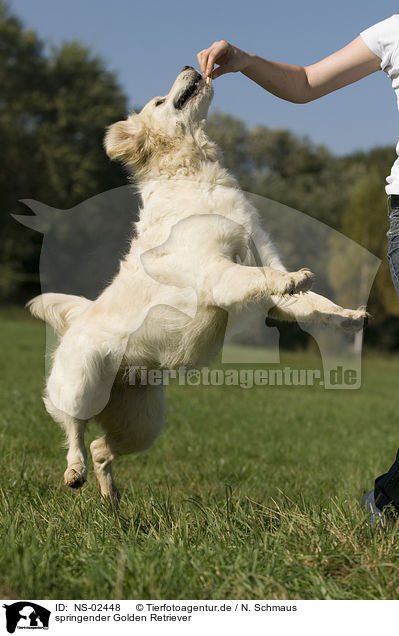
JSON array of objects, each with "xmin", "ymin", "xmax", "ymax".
[{"xmin": 3, "ymin": 602, "xmax": 50, "ymax": 633}]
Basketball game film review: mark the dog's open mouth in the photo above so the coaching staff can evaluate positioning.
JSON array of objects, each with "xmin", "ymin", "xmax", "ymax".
[{"xmin": 173, "ymin": 77, "xmax": 203, "ymax": 110}]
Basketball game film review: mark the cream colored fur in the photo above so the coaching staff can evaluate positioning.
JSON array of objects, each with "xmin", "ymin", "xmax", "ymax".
[{"xmin": 29, "ymin": 67, "xmax": 368, "ymax": 499}]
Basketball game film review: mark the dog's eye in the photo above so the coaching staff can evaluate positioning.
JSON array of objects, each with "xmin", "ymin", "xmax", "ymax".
[{"xmin": 154, "ymin": 99, "xmax": 165, "ymax": 107}]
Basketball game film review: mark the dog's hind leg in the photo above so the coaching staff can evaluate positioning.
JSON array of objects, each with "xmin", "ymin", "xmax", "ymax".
[
  {"xmin": 91, "ymin": 383, "xmax": 165, "ymax": 499},
  {"xmin": 44, "ymin": 396, "xmax": 88, "ymax": 489},
  {"xmin": 89, "ymin": 436, "xmax": 119, "ymax": 499},
  {"xmin": 44, "ymin": 328, "xmax": 128, "ymax": 491},
  {"xmin": 63, "ymin": 416, "xmax": 88, "ymax": 488}
]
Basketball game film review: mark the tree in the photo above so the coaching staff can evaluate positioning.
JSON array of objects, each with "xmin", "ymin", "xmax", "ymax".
[
  {"xmin": 0, "ymin": 1, "xmax": 128, "ymax": 301},
  {"xmin": 207, "ymin": 111, "xmax": 359, "ymax": 231},
  {"xmin": 339, "ymin": 163, "xmax": 399, "ymax": 318},
  {"xmin": 206, "ymin": 111, "xmax": 249, "ymax": 176}
]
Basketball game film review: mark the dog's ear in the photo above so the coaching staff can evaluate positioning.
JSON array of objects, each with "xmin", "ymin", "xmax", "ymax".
[
  {"xmin": 104, "ymin": 117, "xmax": 150, "ymax": 166},
  {"xmin": 104, "ymin": 118, "xmax": 139, "ymax": 161}
]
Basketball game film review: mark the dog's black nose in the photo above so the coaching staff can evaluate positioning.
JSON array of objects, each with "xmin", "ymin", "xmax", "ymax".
[{"xmin": 181, "ymin": 65, "xmax": 194, "ymax": 72}]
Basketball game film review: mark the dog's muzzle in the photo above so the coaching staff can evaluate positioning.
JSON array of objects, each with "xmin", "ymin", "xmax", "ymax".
[{"xmin": 173, "ymin": 68, "xmax": 203, "ymax": 110}]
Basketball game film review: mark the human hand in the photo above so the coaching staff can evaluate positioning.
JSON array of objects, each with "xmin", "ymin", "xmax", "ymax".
[{"xmin": 197, "ymin": 40, "xmax": 250, "ymax": 79}]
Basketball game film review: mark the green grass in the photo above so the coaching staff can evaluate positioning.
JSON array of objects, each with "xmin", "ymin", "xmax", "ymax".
[{"xmin": 1, "ymin": 315, "xmax": 399, "ymax": 600}]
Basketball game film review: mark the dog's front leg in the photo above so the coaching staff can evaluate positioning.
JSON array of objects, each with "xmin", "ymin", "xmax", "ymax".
[
  {"xmin": 205, "ymin": 259, "xmax": 314, "ymax": 309},
  {"xmin": 268, "ymin": 290, "xmax": 369, "ymax": 331}
]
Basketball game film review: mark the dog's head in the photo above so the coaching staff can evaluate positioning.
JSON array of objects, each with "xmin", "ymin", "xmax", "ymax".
[{"xmin": 104, "ymin": 66, "xmax": 217, "ymax": 177}]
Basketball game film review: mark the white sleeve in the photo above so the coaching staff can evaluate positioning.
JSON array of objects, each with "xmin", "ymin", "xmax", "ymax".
[{"xmin": 360, "ymin": 14, "xmax": 399, "ymax": 72}]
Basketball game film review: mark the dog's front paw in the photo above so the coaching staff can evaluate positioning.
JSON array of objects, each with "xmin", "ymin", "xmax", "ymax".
[
  {"xmin": 64, "ymin": 464, "xmax": 87, "ymax": 489},
  {"xmin": 282, "ymin": 268, "xmax": 314, "ymax": 295},
  {"xmin": 336, "ymin": 306, "xmax": 370, "ymax": 332}
]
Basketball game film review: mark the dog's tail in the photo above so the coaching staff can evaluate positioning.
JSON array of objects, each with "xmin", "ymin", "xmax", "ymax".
[{"xmin": 27, "ymin": 293, "xmax": 92, "ymax": 335}]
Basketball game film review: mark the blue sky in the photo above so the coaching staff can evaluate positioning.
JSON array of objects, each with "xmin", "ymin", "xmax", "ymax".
[{"xmin": 9, "ymin": 0, "xmax": 399, "ymax": 155}]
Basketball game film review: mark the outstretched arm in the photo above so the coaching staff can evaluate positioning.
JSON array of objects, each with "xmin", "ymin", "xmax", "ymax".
[{"xmin": 197, "ymin": 36, "xmax": 381, "ymax": 103}]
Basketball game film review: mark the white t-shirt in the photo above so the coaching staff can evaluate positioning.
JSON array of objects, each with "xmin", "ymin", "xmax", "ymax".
[{"xmin": 360, "ymin": 15, "xmax": 399, "ymax": 195}]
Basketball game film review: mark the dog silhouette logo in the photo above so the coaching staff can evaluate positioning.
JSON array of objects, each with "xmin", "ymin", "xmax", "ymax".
[
  {"xmin": 3, "ymin": 602, "xmax": 50, "ymax": 633},
  {"xmin": 13, "ymin": 186, "xmax": 380, "ymax": 387}
]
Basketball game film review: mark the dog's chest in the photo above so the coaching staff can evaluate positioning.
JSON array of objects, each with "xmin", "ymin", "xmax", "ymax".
[
  {"xmin": 168, "ymin": 304, "xmax": 228, "ymax": 367},
  {"xmin": 125, "ymin": 303, "xmax": 228, "ymax": 369}
]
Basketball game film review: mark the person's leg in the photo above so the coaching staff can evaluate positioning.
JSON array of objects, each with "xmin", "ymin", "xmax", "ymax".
[
  {"xmin": 364, "ymin": 195, "xmax": 399, "ymax": 521},
  {"xmin": 386, "ymin": 195, "xmax": 399, "ymax": 297},
  {"xmin": 374, "ymin": 448, "xmax": 399, "ymax": 511}
]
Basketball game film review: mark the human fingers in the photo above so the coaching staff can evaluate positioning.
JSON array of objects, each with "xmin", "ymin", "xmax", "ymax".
[{"xmin": 204, "ymin": 40, "xmax": 231, "ymax": 77}]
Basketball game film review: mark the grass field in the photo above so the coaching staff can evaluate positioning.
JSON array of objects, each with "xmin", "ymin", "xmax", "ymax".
[{"xmin": 1, "ymin": 314, "xmax": 399, "ymax": 600}]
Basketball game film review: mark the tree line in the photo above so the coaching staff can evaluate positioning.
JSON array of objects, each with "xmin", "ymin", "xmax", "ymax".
[{"xmin": 1, "ymin": 1, "xmax": 398, "ymax": 349}]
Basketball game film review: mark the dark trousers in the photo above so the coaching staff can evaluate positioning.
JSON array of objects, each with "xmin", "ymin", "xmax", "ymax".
[
  {"xmin": 374, "ymin": 194, "xmax": 399, "ymax": 510},
  {"xmin": 375, "ymin": 448, "xmax": 399, "ymax": 510}
]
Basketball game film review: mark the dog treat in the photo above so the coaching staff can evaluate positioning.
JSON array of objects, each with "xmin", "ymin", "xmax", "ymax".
[{"xmin": 206, "ymin": 76, "xmax": 212, "ymax": 86}]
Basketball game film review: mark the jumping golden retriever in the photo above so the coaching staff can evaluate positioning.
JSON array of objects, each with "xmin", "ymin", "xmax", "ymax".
[{"xmin": 28, "ymin": 66, "xmax": 368, "ymax": 499}]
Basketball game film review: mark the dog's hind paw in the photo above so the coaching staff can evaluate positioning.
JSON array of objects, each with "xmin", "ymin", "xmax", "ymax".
[
  {"xmin": 101, "ymin": 485, "xmax": 121, "ymax": 504},
  {"xmin": 64, "ymin": 465, "xmax": 87, "ymax": 489}
]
